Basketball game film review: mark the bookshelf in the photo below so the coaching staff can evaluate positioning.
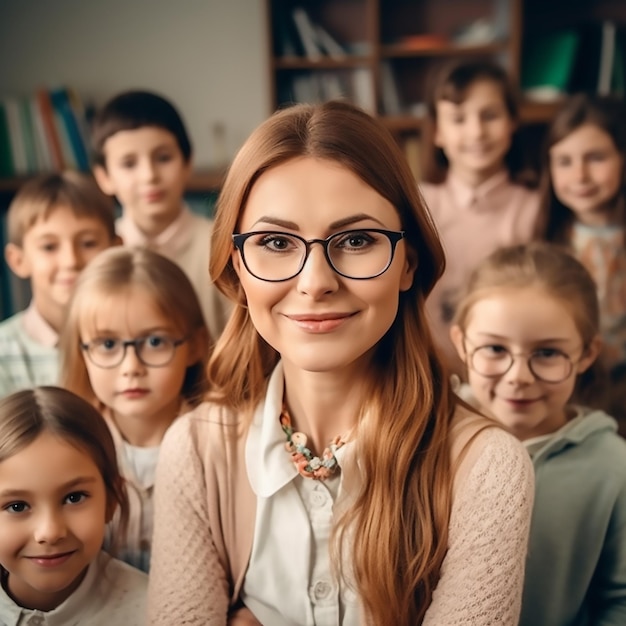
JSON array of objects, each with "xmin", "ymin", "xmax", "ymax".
[{"xmin": 266, "ymin": 0, "xmax": 626, "ymax": 171}]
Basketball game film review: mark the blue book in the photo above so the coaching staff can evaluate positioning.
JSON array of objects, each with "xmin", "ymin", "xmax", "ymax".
[{"xmin": 49, "ymin": 87, "xmax": 89, "ymax": 170}]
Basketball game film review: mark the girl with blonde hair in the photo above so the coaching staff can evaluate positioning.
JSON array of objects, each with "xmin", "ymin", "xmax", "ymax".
[
  {"xmin": 148, "ymin": 100, "xmax": 534, "ymax": 626},
  {"xmin": 60, "ymin": 246, "xmax": 210, "ymax": 572},
  {"xmin": 0, "ymin": 386, "xmax": 147, "ymax": 624},
  {"xmin": 450, "ymin": 242, "xmax": 626, "ymax": 624}
]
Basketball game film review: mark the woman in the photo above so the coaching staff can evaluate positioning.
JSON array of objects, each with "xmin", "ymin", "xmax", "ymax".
[{"xmin": 148, "ymin": 100, "xmax": 534, "ymax": 626}]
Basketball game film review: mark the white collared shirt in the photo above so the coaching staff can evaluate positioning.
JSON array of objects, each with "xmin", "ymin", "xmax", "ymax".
[{"xmin": 241, "ymin": 364, "xmax": 360, "ymax": 625}]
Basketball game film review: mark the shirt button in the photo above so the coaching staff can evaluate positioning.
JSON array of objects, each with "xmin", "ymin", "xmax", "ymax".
[
  {"xmin": 28, "ymin": 616, "xmax": 44, "ymax": 626},
  {"xmin": 313, "ymin": 580, "xmax": 332, "ymax": 600},
  {"xmin": 311, "ymin": 491, "xmax": 327, "ymax": 506}
]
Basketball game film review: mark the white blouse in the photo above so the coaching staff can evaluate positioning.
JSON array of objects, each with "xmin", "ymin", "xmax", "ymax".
[{"xmin": 241, "ymin": 364, "xmax": 360, "ymax": 625}]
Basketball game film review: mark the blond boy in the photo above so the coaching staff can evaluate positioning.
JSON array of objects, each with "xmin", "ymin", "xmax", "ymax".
[
  {"xmin": 0, "ymin": 171, "xmax": 118, "ymax": 396},
  {"xmin": 92, "ymin": 90, "xmax": 230, "ymax": 342}
]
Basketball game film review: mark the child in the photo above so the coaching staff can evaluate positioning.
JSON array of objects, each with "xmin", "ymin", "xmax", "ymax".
[
  {"xmin": 539, "ymin": 94, "xmax": 626, "ymax": 401},
  {"xmin": 0, "ymin": 171, "xmax": 118, "ymax": 397},
  {"xmin": 147, "ymin": 100, "xmax": 534, "ymax": 625},
  {"xmin": 91, "ymin": 89, "xmax": 231, "ymax": 341},
  {"xmin": 0, "ymin": 386, "xmax": 147, "ymax": 624},
  {"xmin": 420, "ymin": 60, "xmax": 540, "ymax": 372},
  {"xmin": 450, "ymin": 242, "xmax": 626, "ymax": 625},
  {"xmin": 59, "ymin": 246, "xmax": 210, "ymax": 573}
]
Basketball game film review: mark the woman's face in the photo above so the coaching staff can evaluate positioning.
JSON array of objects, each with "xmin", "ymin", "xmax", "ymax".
[{"xmin": 232, "ymin": 156, "xmax": 416, "ymax": 377}]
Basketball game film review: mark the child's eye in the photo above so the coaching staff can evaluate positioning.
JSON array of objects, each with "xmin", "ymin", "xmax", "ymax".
[
  {"xmin": 4, "ymin": 502, "xmax": 29, "ymax": 514},
  {"xmin": 480, "ymin": 109, "xmax": 503, "ymax": 122},
  {"xmin": 79, "ymin": 239, "xmax": 101, "ymax": 249},
  {"xmin": 64, "ymin": 492, "xmax": 88, "ymax": 505},
  {"xmin": 39, "ymin": 243, "xmax": 58, "ymax": 253},
  {"xmin": 588, "ymin": 151, "xmax": 608, "ymax": 162},
  {"xmin": 155, "ymin": 153, "xmax": 174, "ymax": 163},
  {"xmin": 120, "ymin": 159, "xmax": 136, "ymax": 169}
]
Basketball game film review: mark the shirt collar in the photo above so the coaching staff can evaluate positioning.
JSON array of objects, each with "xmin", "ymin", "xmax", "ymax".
[
  {"xmin": 116, "ymin": 204, "xmax": 193, "ymax": 255},
  {"xmin": 447, "ymin": 169, "xmax": 509, "ymax": 212},
  {"xmin": 21, "ymin": 301, "xmax": 59, "ymax": 348},
  {"xmin": 246, "ymin": 362, "xmax": 298, "ymax": 497}
]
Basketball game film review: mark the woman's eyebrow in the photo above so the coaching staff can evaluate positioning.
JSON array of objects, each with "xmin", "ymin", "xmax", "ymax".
[{"xmin": 250, "ymin": 213, "xmax": 385, "ymax": 230}]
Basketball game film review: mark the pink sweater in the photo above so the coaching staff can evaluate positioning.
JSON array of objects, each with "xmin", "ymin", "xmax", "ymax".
[
  {"xmin": 148, "ymin": 398, "xmax": 534, "ymax": 625},
  {"xmin": 421, "ymin": 172, "xmax": 540, "ymax": 372}
]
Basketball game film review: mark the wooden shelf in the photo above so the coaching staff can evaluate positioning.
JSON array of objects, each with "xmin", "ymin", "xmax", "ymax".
[
  {"xmin": 274, "ymin": 56, "xmax": 372, "ymax": 70},
  {"xmin": 380, "ymin": 41, "xmax": 509, "ymax": 59}
]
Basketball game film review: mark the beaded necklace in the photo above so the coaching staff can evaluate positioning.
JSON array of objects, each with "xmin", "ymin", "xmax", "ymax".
[{"xmin": 279, "ymin": 403, "xmax": 349, "ymax": 480}]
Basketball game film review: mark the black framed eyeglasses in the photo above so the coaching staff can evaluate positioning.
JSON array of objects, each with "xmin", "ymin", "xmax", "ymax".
[
  {"xmin": 464, "ymin": 337, "xmax": 579, "ymax": 383},
  {"xmin": 232, "ymin": 228, "xmax": 406, "ymax": 282},
  {"xmin": 80, "ymin": 335, "xmax": 188, "ymax": 369}
]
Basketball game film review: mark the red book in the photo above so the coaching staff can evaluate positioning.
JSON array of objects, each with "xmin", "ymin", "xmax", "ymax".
[{"xmin": 36, "ymin": 89, "xmax": 64, "ymax": 169}]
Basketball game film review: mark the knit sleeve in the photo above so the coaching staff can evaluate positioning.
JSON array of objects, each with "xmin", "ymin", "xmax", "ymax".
[
  {"xmin": 422, "ymin": 427, "xmax": 535, "ymax": 626},
  {"xmin": 147, "ymin": 416, "xmax": 230, "ymax": 625}
]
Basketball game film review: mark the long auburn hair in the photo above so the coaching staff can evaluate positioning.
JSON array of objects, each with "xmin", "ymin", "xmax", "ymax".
[
  {"xmin": 0, "ymin": 386, "xmax": 129, "ymax": 552},
  {"xmin": 538, "ymin": 93, "xmax": 626, "ymax": 243},
  {"xmin": 59, "ymin": 247, "xmax": 210, "ymax": 408},
  {"xmin": 208, "ymin": 100, "xmax": 458, "ymax": 624},
  {"xmin": 453, "ymin": 241, "xmax": 607, "ymax": 408},
  {"xmin": 421, "ymin": 59, "xmax": 525, "ymax": 184}
]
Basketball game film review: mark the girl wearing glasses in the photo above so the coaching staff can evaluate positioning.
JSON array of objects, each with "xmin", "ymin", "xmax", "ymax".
[
  {"xmin": 147, "ymin": 101, "xmax": 534, "ymax": 626},
  {"xmin": 59, "ymin": 247, "xmax": 210, "ymax": 573},
  {"xmin": 450, "ymin": 241, "xmax": 626, "ymax": 625}
]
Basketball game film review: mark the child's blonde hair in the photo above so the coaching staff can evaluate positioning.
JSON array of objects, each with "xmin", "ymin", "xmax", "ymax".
[
  {"xmin": 7, "ymin": 171, "xmax": 117, "ymax": 246},
  {"xmin": 60, "ymin": 247, "xmax": 210, "ymax": 407},
  {"xmin": 0, "ymin": 386, "xmax": 129, "ymax": 548},
  {"xmin": 453, "ymin": 241, "xmax": 606, "ymax": 406}
]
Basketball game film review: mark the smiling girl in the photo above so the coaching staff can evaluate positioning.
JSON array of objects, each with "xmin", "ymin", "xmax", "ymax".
[
  {"xmin": 539, "ymin": 95, "xmax": 626, "ymax": 427},
  {"xmin": 59, "ymin": 247, "xmax": 210, "ymax": 572},
  {"xmin": 451, "ymin": 242, "xmax": 626, "ymax": 625},
  {"xmin": 147, "ymin": 100, "xmax": 534, "ymax": 626},
  {"xmin": 0, "ymin": 386, "xmax": 146, "ymax": 624}
]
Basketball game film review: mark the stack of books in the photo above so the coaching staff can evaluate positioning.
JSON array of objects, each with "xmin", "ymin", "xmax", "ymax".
[{"xmin": 0, "ymin": 87, "xmax": 91, "ymax": 178}]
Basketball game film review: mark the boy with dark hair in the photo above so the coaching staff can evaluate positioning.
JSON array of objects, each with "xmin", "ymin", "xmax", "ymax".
[{"xmin": 92, "ymin": 90, "xmax": 230, "ymax": 341}]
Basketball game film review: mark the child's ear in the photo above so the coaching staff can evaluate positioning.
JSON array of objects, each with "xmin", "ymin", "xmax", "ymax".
[
  {"xmin": 4, "ymin": 243, "xmax": 31, "ymax": 279},
  {"xmin": 577, "ymin": 334, "xmax": 603, "ymax": 374},
  {"xmin": 449, "ymin": 325, "xmax": 467, "ymax": 362},
  {"xmin": 93, "ymin": 165, "xmax": 116, "ymax": 196}
]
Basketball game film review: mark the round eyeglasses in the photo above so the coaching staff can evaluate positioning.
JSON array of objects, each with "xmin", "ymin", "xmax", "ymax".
[
  {"xmin": 464, "ymin": 338, "xmax": 579, "ymax": 383},
  {"xmin": 80, "ymin": 335, "xmax": 188, "ymax": 369},
  {"xmin": 232, "ymin": 229, "xmax": 406, "ymax": 282}
]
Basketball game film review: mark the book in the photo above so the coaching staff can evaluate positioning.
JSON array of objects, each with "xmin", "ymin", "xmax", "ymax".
[
  {"xmin": 315, "ymin": 25, "xmax": 347, "ymax": 59},
  {"xmin": 522, "ymin": 29, "xmax": 579, "ymax": 100},
  {"xmin": 3, "ymin": 98, "xmax": 28, "ymax": 176},
  {"xmin": 292, "ymin": 8, "xmax": 322, "ymax": 61},
  {"xmin": 50, "ymin": 88, "xmax": 89, "ymax": 170},
  {"xmin": 28, "ymin": 95, "xmax": 54, "ymax": 171},
  {"xmin": 598, "ymin": 21, "xmax": 616, "ymax": 95},
  {"xmin": 380, "ymin": 62, "xmax": 402, "ymax": 115},
  {"xmin": 0, "ymin": 103, "xmax": 14, "ymax": 177},
  {"xmin": 351, "ymin": 68, "xmax": 375, "ymax": 113},
  {"xmin": 18, "ymin": 98, "xmax": 38, "ymax": 174},
  {"xmin": 36, "ymin": 89, "xmax": 64, "ymax": 170}
]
